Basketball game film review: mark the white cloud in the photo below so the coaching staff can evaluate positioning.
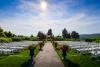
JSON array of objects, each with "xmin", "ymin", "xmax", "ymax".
[{"xmin": 0, "ymin": 0, "xmax": 100, "ymax": 36}]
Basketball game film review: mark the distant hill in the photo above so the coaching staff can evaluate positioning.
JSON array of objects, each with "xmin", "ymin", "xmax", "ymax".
[{"xmin": 80, "ymin": 33, "xmax": 100, "ymax": 40}]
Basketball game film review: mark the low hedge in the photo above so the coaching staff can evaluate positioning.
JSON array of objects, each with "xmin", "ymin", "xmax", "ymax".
[
  {"xmin": 11, "ymin": 37, "xmax": 22, "ymax": 41},
  {"xmin": 0, "ymin": 37, "xmax": 12, "ymax": 43}
]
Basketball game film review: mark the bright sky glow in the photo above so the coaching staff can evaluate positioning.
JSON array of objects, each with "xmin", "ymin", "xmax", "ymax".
[
  {"xmin": 0, "ymin": 0, "xmax": 100, "ymax": 36},
  {"xmin": 40, "ymin": 0, "xmax": 47, "ymax": 11}
]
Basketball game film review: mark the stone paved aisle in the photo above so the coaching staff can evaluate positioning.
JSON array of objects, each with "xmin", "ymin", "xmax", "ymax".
[{"xmin": 34, "ymin": 42, "xmax": 64, "ymax": 67}]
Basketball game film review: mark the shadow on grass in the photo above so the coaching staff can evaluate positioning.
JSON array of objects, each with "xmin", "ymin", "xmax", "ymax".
[
  {"xmin": 21, "ymin": 58, "xmax": 35, "ymax": 67},
  {"xmin": 63, "ymin": 59, "xmax": 80, "ymax": 67}
]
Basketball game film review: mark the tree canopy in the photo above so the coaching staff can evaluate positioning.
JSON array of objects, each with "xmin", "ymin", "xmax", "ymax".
[
  {"xmin": 37, "ymin": 31, "xmax": 46, "ymax": 40},
  {"xmin": 62, "ymin": 28, "xmax": 71, "ymax": 39},
  {"xmin": 47, "ymin": 29, "xmax": 53, "ymax": 37},
  {"xmin": 71, "ymin": 31, "xmax": 79, "ymax": 39}
]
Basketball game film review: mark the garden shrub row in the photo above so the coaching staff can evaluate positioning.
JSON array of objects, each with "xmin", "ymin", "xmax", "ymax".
[{"xmin": 0, "ymin": 37, "xmax": 12, "ymax": 43}]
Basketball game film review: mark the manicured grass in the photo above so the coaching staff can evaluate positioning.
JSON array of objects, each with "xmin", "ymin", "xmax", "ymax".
[
  {"xmin": 0, "ymin": 45, "xmax": 40, "ymax": 67},
  {"xmin": 0, "ymin": 50, "xmax": 29, "ymax": 67},
  {"xmin": 67, "ymin": 51, "xmax": 100, "ymax": 67},
  {"xmin": 54, "ymin": 44, "xmax": 100, "ymax": 67}
]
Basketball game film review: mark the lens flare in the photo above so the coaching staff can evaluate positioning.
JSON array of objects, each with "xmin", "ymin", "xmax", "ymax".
[{"xmin": 40, "ymin": 0, "xmax": 47, "ymax": 11}]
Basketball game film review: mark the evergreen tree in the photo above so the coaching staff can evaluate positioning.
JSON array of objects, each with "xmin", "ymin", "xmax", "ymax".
[
  {"xmin": 68, "ymin": 33, "xmax": 71, "ymax": 38},
  {"xmin": 4, "ymin": 31, "xmax": 13, "ymax": 37},
  {"xmin": 71, "ymin": 31, "xmax": 79, "ymax": 39},
  {"xmin": 37, "ymin": 31, "xmax": 46, "ymax": 40},
  {"xmin": 0, "ymin": 27, "xmax": 3, "ymax": 32},
  {"xmin": 62, "ymin": 28, "xmax": 69, "ymax": 38},
  {"xmin": 47, "ymin": 29, "xmax": 53, "ymax": 37},
  {"xmin": 30, "ymin": 34, "xmax": 34, "ymax": 38},
  {"xmin": 0, "ymin": 27, "xmax": 6, "ymax": 37}
]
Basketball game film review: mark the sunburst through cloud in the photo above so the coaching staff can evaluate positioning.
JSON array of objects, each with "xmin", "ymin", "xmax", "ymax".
[{"xmin": 40, "ymin": 0, "xmax": 47, "ymax": 12}]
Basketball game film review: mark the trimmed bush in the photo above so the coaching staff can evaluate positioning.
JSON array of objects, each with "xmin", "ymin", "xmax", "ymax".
[
  {"xmin": 0, "ymin": 37, "xmax": 12, "ymax": 43},
  {"xmin": 85, "ymin": 38, "xmax": 97, "ymax": 42},
  {"xmin": 53, "ymin": 37, "xmax": 64, "ymax": 41},
  {"xmin": 30, "ymin": 37, "xmax": 38, "ymax": 41},
  {"xmin": 12, "ymin": 37, "xmax": 22, "ymax": 41}
]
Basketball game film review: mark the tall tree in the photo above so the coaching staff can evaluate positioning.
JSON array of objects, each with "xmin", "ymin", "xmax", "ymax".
[
  {"xmin": 30, "ymin": 34, "xmax": 34, "ymax": 38},
  {"xmin": 37, "ymin": 31, "xmax": 46, "ymax": 40},
  {"xmin": 0, "ymin": 27, "xmax": 3, "ymax": 33},
  {"xmin": 47, "ymin": 29, "xmax": 53, "ymax": 37},
  {"xmin": 68, "ymin": 33, "xmax": 71, "ymax": 38},
  {"xmin": 71, "ymin": 31, "xmax": 79, "ymax": 39},
  {"xmin": 0, "ymin": 27, "xmax": 5, "ymax": 37},
  {"xmin": 62, "ymin": 28, "xmax": 69, "ymax": 38},
  {"xmin": 4, "ymin": 31, "xmax": 13, "ymax": 37}
]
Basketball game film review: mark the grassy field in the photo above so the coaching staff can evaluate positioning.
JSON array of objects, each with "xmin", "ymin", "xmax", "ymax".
[
  {"xmin": 54, "ymin": 44, "xmax": 100, "ymax": 67},
  {"xmin": 0, "ymin": 45, "xmax": 40, "ymax": 67}
]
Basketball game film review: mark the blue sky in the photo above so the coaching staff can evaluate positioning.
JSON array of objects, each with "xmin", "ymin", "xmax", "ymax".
[{"xmin": 0, "ymin": 0, "xmax": 100, "ymax": 36}]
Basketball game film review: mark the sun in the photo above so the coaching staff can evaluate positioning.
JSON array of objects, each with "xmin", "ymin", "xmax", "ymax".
[{"xmin": 40, "ymin": 0, "xmax": 47, "ymax": 11}]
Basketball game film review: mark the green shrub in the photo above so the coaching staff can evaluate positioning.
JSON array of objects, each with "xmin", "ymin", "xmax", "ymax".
[
  {"xmin": 53, "ymin": 37, "xmax": 64, "ymax": 41},
  {"xmin": 53, "ymin": 42, "xmax": 58, "ymax": 48},
  {"xmin": 95, "ymin": 38, "xmax": 100, "ymax": 43},
  {"xmin": 85, "ymin": 39, "xmax": 93, "ymax": 42},
  {"xmin": 30, "ymin": 37, "xmax": 38, "ymax": 41},
  {"xmin": 0, "ymin": 37, "xmax": 12, "ymax": 43},
  {"xmin": 12, "ymin": 37, "xmax": 22, "ymax": 41},
  {"xmin": 85, "ymin": 38, "xmax": 100, "ymax": 43}
]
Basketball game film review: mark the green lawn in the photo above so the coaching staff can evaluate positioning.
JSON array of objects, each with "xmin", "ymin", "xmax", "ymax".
[
  {"xmin": 0, "ymin": 50, "xmax": 29, "ymax": 67},
  {"xmin": 56, "ymin": 48, "xmax": 100, "ymax": 67},
  {"xmin": 0, "ymin": 45, "xmax": 40, "ymax": 67},
  {"xmin": 68, "ymin": 51, "xmax": 100, "ymax": 67}
]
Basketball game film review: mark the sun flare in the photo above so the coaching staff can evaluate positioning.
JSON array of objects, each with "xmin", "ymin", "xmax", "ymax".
[{"xmin": 40, "ymin": 0, "xmax": 47, "ymax": 11}]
